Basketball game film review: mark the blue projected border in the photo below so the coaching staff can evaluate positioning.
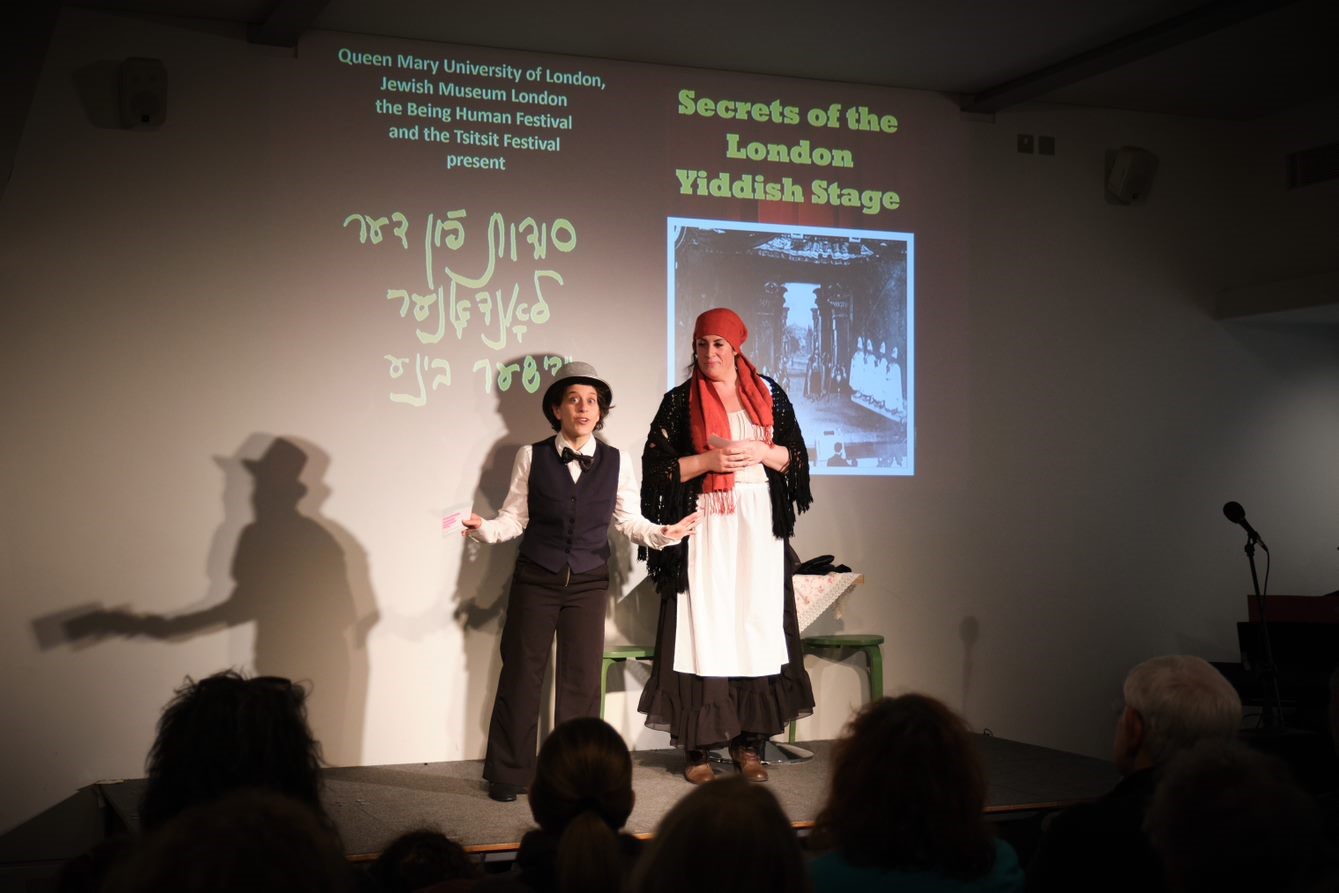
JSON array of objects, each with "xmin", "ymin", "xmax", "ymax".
[{"xmin": 667, "ymin": 217, "xmax": 914, "ymax": 476}]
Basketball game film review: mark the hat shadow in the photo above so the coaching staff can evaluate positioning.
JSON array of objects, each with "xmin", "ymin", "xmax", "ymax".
[{"xmin": 39, "ymin": 434, "xmax": 380, "ymax": 766}]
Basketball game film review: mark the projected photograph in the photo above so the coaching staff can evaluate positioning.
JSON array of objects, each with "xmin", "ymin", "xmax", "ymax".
[{"xmin": 667, "ymin": 218, "xmax": 914, "ymax": 475}]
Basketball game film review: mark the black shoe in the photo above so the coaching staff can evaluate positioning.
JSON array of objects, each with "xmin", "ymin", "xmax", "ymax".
[{"xmin": 488, "ymin": 781, "xmax": 525, "ymax": 802}]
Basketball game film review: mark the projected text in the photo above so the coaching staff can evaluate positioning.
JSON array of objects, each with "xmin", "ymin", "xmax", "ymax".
[
  {"xmin": 340, "ymin": 45, "xmax": 602, "ymax": 171},
  {"xmin": 343, "ymin": 209, "xmax": 577, "ymax": 406},
  {"xmin": 674, "ymin": 90, "xmax": 904, "ymax": 216}
]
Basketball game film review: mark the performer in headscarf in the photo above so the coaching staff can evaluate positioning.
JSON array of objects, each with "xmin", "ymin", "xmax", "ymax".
[{"xmin": 638, "ymin": 308, "xmax": 814, "ymax": 784}]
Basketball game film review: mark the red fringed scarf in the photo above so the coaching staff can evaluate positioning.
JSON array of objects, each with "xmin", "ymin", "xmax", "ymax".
[{"xmin": 690, "ymin": 351, "xmax": 774, "ymax": 513}]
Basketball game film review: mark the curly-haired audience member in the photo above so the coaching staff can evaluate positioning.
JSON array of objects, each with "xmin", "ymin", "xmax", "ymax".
[
  {"xmin": 138, "ymin": 670, "xmax": 328, "ymax": 832},
  {"xmin": 105, "ymin": 789, "xmax": 352, "ymax": 893},
  {"xmin": 808, "ymin": 694, "xmax": 1022, "ymax": 892},
  {"xmin": 632, "ymin": 775, "xmax": 809, "ymax": 893},
  {"xmin": 475, "ymin": 716, "xmax": 639, "ymax": 893}
]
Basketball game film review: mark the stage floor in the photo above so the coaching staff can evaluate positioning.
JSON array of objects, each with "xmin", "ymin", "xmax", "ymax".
[{"xmin": 98, "ymin": 735, "xmax": 1118, "ymax": 859}]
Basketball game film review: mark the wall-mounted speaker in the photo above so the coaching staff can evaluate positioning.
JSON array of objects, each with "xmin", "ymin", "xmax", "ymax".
[
  {"xmin": 119, "ymin": 57, "xmax": 167, "ymax": 129},
  {"xmin": 1105, "ymin": 146, "xmax": 1158, "ymax": 205}
]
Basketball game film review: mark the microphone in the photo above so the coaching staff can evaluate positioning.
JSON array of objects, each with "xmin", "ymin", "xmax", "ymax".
[{"xmin": 1222, "ymin": 501, "xmax": 1267, "ymax": 550}]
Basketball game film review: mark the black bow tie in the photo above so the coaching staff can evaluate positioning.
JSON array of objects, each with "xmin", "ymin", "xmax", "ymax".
[{"xmin": 560, "ymin": 447, "xmax": 593, "ymax": 470}]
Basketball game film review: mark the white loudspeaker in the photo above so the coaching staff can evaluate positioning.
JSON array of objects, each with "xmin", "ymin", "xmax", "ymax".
[
  {"xmin": 119, "ymin": 57, "xmax": 167, "ymax": 129},
  {"xmin": 1105, "ymin": 146, "xmax": 1158, "ymax": 205}
]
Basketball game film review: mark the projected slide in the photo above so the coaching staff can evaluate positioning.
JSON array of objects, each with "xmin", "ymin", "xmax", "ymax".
[
  {"xmin": 313, "ymin": 32, "xmax": 958, "ymax": 478},
  {"xmin": 669, "ymin": 219, "xmax": 913, "ymax": 474}
]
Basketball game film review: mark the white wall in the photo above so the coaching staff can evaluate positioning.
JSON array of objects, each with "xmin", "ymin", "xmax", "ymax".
[
  {"xmin": 2, "ymin": 9, "xmax": 1337, "ymax": 835},
  {"xmin": 947, "ymin": 99, "xmax": 1339, "ymax": 756}
]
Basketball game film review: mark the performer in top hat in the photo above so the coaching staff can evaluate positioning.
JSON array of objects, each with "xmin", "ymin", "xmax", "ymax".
[{"xmin": 463, "ymin": 361, "xmax": 699, "ymax": 802}]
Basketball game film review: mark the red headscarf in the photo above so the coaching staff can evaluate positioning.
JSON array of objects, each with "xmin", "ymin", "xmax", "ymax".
[{"xmin": 689, "ymin": 308, "xmax": 774, "ymax": 507}]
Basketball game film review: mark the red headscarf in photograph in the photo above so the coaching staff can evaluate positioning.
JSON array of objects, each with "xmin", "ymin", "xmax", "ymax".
[{"xmin": 689, "ymin": 308, "xmax": 774, "ymax": 510}]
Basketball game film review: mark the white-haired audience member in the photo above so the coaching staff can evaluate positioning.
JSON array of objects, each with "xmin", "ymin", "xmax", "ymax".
[{"xmin": 1026, "ymin": 655, "xmax": 1242, "ymax": 893}]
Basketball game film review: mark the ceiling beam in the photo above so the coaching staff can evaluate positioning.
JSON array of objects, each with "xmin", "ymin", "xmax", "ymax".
[
  {"xmin": 961, "ymin": 0, "xmax": 1298, "ymax": 114},
  {"xmin": 249, "ymin": 0, "xmax": 331, "ymax": 47}
]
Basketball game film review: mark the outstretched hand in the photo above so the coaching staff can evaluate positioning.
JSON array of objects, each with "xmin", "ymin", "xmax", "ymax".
[
  {"xmin": 64, "ymin": 609, "xmax": 155, "ymax": 639},
  {"xmin": 663, "ymin": 510, "xmax": 702, "ymax": 541},
  {"xmin": 460, "ymin": 513, "xmax": 483, "ymax": 535}
]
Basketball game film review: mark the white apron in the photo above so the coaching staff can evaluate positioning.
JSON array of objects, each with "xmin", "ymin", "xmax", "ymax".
[{"xmin": 674, "ymin": 411, "xmax": 786, "ymax": 677}]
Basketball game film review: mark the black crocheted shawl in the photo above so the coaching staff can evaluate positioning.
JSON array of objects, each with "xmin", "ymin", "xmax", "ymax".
[{"xmin": 638, "ymin": 376, "xmax": 812, "ymax": 599}]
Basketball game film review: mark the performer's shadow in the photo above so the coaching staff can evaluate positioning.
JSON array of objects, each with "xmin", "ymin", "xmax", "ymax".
[
  {"xmin": 451, "ymin": 370, "xmax": 548, "ymax": 748},
  {"xmin": 608, "ymin": 540, "xmax": 654, "ymax": 644},
  {"xmin": 606, "ymin": 569, "xmax": 661, "ymax": 731},
  {"xmin": 33, "ymin": 435, "xmax": 379, "ymax": 766}
]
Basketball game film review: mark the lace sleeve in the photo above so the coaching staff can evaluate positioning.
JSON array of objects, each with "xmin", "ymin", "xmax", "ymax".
[
  {"xmin": 765, "ymin": 377, "xmax": 812, "ymax": 538},
  {"xmin": 639, "ymin": 384, "xmax": 696, "ymax": 596},
  {"xmin": 640, "ymin": 388, "xmax": 685, "ymax": 525}
]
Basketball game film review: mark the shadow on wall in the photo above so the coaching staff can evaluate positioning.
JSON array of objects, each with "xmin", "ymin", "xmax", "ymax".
[
  {"xmin": 610, "ymin": 544, "xmax": 658, "ymax": 645},
  {"xmin": 450, "ymin": 360, "xmax": 555, "ymax": 747},
  {"xmin": 605, "ymin": 572, "xmax": 662, "ymax": 726},
  {"xmin": 31, "ymin": 434, "xmax": 380, "ymax": 767}
]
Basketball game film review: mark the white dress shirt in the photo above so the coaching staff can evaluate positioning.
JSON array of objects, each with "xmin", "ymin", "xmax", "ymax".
[{"xmin": 468, "ymin": 433, "xmax": 679, "ymax": 550}]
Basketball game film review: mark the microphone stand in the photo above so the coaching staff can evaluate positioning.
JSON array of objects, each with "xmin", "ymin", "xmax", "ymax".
[{"xmin": 1243, "ymin": 534, "xmax": 1286, "ymax": 731}]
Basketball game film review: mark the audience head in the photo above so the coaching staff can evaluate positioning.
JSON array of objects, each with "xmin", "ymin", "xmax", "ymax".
[
  {"xmin": 367, "ymin": 829, "xmax": 478, "ymax": 892},
  {"xmin": 1145, "ymin": 740, "xmax": 1325, "ymax": 893},
  {"xmin": 529, "ymin": 716, "xmax": 635, "ymax": 893},
  {"xmin": 1115, "ymin": 655, "xmax": 1241, "ymax": 774},
  {"xmin": 811, "ymin": 694, "xmax": 996, "ymax": 879},
  {"xmin": 139, "ymin": 670, "xmax": 326, "ymax": 832},
  {"xmin": 633, "ymin": 775, "xmax": 808, "ymax": 893},
  {"xmin": 107, "ymin": 789, "xmax": 351, "ymax": 893}
]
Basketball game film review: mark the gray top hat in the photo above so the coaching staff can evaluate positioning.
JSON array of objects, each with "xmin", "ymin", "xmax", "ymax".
[{"xmin": 542, "ymin": 361, "xmax": 612, "ymax": 424}]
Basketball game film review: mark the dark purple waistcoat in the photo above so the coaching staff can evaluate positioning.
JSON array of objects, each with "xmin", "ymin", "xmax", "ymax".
[{"xmin": 518, "ymin": 437, "xmax": 619, "ymax": 574}]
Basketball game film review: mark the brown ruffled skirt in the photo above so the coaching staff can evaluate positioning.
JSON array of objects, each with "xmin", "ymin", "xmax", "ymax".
[{"xmin": 637, "ymin": 544, "xmax": 814, "ymax": 750}]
